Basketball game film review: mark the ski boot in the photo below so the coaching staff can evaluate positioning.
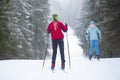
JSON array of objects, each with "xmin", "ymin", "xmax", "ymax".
[
  {"xmin": 61, "ymin": 63, "xmax": 65, "ymax": 70},
  {"xmin": 96, "ymin": 55, "xmax": 100, "ymax": 60},
  {"xmin": 89, "ymin": 55, "xmax": 92, "ymax": 60},
  {"xmin": 51, "ymin": 64, "xmax": 55, "ymax": 70}
]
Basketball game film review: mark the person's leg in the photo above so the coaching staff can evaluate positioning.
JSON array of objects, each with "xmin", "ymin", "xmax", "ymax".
[
  {"xmin": 89, "ymin": 40, "xmax": 94, "ymax": 59},
  {"xmin": 59, "ymin": 39, "xmax": 65, "ymax": 69},
  {"xmin": 51, "ymin": 40, "xmax": 58, "ymax": 69},
  {"xmin": 95, "ymin": 40, "xmax": 100, "ymax": 58}
]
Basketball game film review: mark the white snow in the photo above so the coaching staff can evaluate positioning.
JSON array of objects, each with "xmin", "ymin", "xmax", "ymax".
[{"xmin": 0, "ymin": 27, "xmax": 120, "ymax": 80}]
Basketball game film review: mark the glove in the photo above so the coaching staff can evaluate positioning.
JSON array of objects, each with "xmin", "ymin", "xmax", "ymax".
[{"xmin": 65, "ymin": 22, "xmax": 68, "ymax": 26}]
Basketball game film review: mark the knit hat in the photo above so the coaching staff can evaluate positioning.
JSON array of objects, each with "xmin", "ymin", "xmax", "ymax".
[
  {"xmin": 90, "ymin": 21, "xmax": 95, "ymax": 25},
  {"xmin": 52, "ymin": 14, "xmax": 58, "ymax": 21}
]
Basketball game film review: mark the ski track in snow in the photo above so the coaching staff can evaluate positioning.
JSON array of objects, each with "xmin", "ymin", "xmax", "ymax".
[{"xmin": 0, "ymin": 27, "xmax": 120, "ymax": 80}]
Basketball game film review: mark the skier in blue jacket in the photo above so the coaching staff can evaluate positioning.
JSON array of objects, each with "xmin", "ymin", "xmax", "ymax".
[{"xmin": 86, "ymin": 21, "xmax": 102, "ymax": 60}]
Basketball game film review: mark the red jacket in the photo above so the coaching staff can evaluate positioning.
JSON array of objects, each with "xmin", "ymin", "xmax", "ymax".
[{"xmin": 47, "ymin": 21, "xmax": 68, "ymax": 40}]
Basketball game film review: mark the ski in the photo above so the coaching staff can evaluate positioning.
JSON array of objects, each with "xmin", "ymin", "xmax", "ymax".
[
  {"xmin": 61, "ymin": 68, "xmax": 68, "ymax": 73},
  {"xmin": 97, "ymin": 58, "xmax": 100, "ymax": 61},
  {"xmin": 89, "ymin": 58, "xmax": 100, "ymax": 61},
  {"xmin": 62, "ymin": 70, "xmax": 68, "ymax": 73},
  {"xmin": 51, "ymin": 69, "xmax": 68, "ymax": 74},
  {"xmin": 51, "ymin": 70, "xmax": 55, "ymax": 73}
]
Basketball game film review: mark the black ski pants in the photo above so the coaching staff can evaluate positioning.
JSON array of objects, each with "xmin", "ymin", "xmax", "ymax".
[{"xmin": 52, "ymin": 39, "xmax": 65, "ymax": 64}]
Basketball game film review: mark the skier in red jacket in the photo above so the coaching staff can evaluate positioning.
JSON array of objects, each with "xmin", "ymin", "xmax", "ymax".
[{"xmin": 47, "ymin": 14, "xmax": 68, "ymax": 70}]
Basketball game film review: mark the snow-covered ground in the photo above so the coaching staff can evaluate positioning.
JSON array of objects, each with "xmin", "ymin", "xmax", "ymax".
[{"xmin": 0, "ymin": 27, "xmax": 120, "ymax": 80}]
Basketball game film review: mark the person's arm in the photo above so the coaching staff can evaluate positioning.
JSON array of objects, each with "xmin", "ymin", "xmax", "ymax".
[
  {"xmin": 96, "ymin": 27, "xmax": 102, "ymax": 40},
  {"xmin": 86, "ymin": 28, "xmax": 89, "ymax": 41},
  {"xmin": 61, "ymin": 22, "xmax": 68, "ymax": 32},
  {"xmin": 47, "ymin": 23, "xmax": 51, "ymax": 33}
]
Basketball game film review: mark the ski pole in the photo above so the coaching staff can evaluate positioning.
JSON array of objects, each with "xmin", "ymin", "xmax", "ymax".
[
  {"xmin": 66, "ymin": 32, "xmax": 71, "ymax": 69},
  {"xmin": 42, "ymin": 34, "xmax": 49, "ymax": 69}
]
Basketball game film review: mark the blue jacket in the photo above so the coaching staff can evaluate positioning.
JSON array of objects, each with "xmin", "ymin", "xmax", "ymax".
[{"xmin": 86, "ymin": 26, "xmax": 101, "ymax": 41}]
